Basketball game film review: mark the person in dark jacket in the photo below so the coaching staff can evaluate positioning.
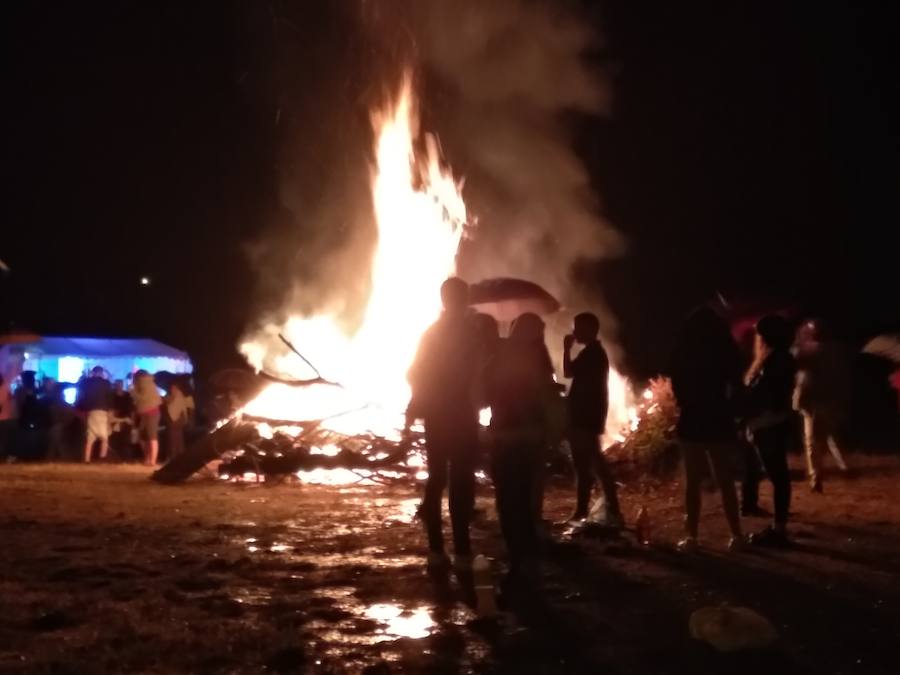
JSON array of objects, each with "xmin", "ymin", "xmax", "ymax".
[
  {"xmin": 670, "ymin": 307, "xmax": 744, "ymax": 552},
  {"xmin": 563, "ymin": 312, "xmax": 623, "ymax": 524},
  {"xmin": 41, "ymin": 378, "xmax": 73, "ymax": 460},
  {"xmin": 406, "ymin": 278, "xmax": 482, "ymax": 570},
  {"xmin": 741, "ymin": 315, "xmax": 797, "ymax": 546},
  {"xmin": 486, "ymin": 312, "xmax": 556, "ymax": 578}
]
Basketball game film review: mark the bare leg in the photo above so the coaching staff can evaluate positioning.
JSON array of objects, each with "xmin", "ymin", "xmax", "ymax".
[
  {"xmin": 98, "ymin": 437, "xmax": 109, "ymax": 460},
  {"xmin": 83, "ymin": 439, "xmax": 93, "ymax": 463},
  {"xmin": 802, "ymin": 412, "xmax": 822, "ymax": 486},
  {"xmin": 826, "ymin": 433, "xmax": 848, "ymax": 471},
  {"xmin": 148, "ymin": 439, "xmax": 159, "ymax": 466},
  {"xmin": 708, "ymin": 446, "xmax": 743, "ymax": 538}
]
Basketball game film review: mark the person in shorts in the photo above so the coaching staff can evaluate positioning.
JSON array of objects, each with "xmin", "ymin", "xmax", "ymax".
[
  {"xmin": 77, "ymin": 366, "xmax": 113, "ymax": 463},
  {"xmin": 132, "ymin": 370, "xmax": 162, "ymax": 466}
]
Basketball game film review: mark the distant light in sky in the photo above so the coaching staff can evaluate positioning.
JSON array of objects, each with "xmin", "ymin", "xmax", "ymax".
[{"xmin": 140, "ymin": 276, "xmax": 151, "ymax": 286}]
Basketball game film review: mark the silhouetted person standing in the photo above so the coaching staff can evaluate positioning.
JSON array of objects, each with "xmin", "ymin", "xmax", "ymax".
[
  {"xmin": 563, "ymin": 312, "xmax": 623, "ymax": 524},
  {"xmin": 670, "ymin": 307, "xmax": 744, "ymax": 551},
  {"xmin": 41, "ymin": 377, "xmax": 72, "ymax": 460},
  {"xmin": 741, "ymin": 315, "xmax": 797, "ymax": 546},
  {"xmin": 407, "ymin": 278, "xmax": 481, "ymax": 570},
  {"xmin": 486, "ymin": 312, "xmax": 556, "ymax": 579}
]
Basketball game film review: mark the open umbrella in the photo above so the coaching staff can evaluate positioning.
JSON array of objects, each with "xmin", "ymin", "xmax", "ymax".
[
  {"xmin": 468, "ymin": 277, "xmax": 560, "ymax": 322},
  {"xmin": 863, "ymin": 334, "xmax": 900, "ymax": 364}
]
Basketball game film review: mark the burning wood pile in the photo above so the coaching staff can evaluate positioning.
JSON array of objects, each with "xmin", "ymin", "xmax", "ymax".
[
  {"xmin": 152, "ymin": 394, "xmax": 431, "ymax": 486},
  {"xmin": 604, "ymin": 376, "xmax": 680, "ymax": 477},
  {"xmin": 153, "ymin": 73, "xmax": 655, "ymax": 487},
  {"xmin": 215, "ymin": 419, "xmax": 426, "ymax": 486}
]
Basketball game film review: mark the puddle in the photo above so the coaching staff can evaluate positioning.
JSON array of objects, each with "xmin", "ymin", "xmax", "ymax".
[
  {"xmin": 213, "ymin": 487, "xmax": 493, "ymax": 666},
  {"xmin": 310, "ymin": 587, "xmax": 436, "ymax": 646},
  {"xmin": 230, "ymin": 586, "xmax": 273, "ymax": 606},
  {"xmin": 385, "ymin": 498, "xmax": 420, "ymax": 525},
  {"xmin": 293, "ymin": 551, "xmax": 421, "ymax": 569},
  {"xmin": 365, "ymin": 603, "xmax": 434, "ymax": 641}
]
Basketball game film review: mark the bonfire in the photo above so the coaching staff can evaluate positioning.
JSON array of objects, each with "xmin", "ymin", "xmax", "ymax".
[{"xmin": 155, "ymin": 73, "xmax": 645, "ymax": 486}]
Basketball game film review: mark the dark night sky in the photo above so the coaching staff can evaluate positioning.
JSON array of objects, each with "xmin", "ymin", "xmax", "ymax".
[{"xmin": 4, "ymin": 1, "xmax": 898, "ymax": 380}]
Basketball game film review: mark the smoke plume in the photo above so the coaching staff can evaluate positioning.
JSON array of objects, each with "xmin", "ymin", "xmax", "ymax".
[
  {"xmin": 408, "ymin": 0, "xmax": 624, "ymax": 348},
  {"xmin": 242, "ymin": 0, "xmax": 623, "ymax": 362}
]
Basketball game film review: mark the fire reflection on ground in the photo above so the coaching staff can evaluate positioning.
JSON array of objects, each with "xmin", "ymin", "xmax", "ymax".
[{"xmin": 365, "ymin": 603, "xmax": 435, "ymax": 641}]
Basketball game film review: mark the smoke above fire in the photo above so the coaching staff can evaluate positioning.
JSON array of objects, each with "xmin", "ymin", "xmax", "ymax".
[
  {"xmin": 409, "ymin": 0, "xmax": 624, "ymax": 316},
  {"xmin": 242, "ymin": 0, "xmax": 624, "ymax": 371}
]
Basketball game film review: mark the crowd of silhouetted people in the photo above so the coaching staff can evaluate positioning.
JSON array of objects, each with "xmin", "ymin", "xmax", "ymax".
[
  {"xmin": 405, "ymin": 277, "xmax": 898, "ymax": 583},
  {"xmin": 0, "ymin": 367, "xmax": 194, "ymax": 465}
]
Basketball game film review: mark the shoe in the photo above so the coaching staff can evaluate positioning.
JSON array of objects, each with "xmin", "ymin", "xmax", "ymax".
[
  {"xmin": 676, "ymin": 536, "xmax": 698, "ymax": 552},
  {"xmin": 453, "ymin": 554, "xmax": 473, "ymax": 572},
  {"xmin": 750, "ymin": 526, "xmax": 789, "ymax": 548},
  {"xmin": 727, "ymin": 535, "xmax": 746, "ymax": 553},
  {"xmin": 741, "ymin": 505, "xmax": 768, "ymax": 517},
  {"xmin": 568, "ymin": 511, "xmax": 588, "ymax": 522},
  {"xmin": 427, "ymin": 551, "xmax": 451, "ymax": 569},
  {"xmin": 810, "ymin": 477, "xmax": 823, "ymax": 493}
]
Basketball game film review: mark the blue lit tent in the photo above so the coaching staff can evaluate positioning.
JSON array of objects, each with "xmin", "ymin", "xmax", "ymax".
[{"xmin": 15, "ymin": 336, "xmax": 193, "ymax": 391}]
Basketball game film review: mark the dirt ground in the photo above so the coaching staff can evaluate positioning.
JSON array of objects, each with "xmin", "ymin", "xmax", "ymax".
[{"xmin": 0, "ymin": 455, "xmax": 898, "ymax": 675}]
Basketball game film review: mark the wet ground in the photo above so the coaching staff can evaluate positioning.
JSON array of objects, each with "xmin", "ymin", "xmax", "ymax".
[{"xmin": 0, "ymin": 457, "xmax": 898, "ymax": 674}]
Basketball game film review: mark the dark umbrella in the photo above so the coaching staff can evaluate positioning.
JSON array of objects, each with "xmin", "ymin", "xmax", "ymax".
[{"xmin": 468, "ymin": 277, "xmax": 560, "ymax": 322}]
